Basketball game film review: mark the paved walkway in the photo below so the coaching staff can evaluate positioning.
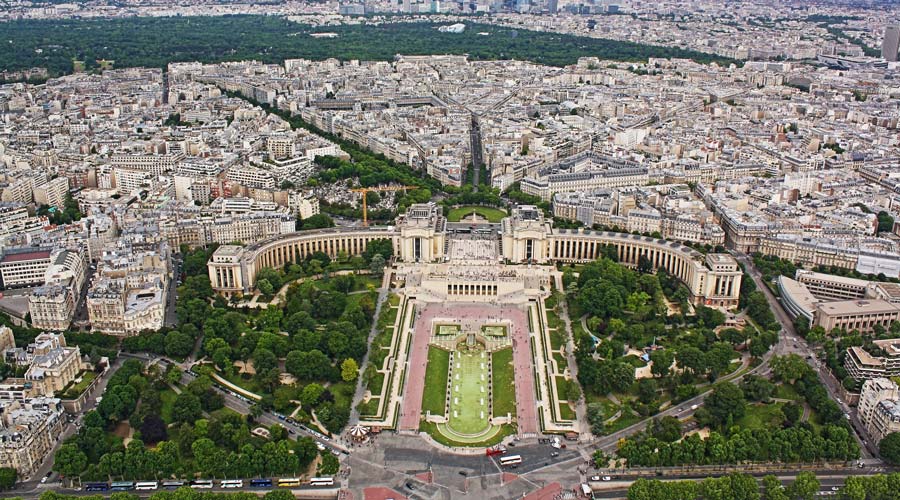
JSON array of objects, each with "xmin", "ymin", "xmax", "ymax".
[{"xmin": 349, "ymin": 271, "xmax": 391, "ymax": 427}]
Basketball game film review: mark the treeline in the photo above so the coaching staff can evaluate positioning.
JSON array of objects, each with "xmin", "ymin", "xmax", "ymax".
[
  {"xmin": 36, "ymin": 484, "xmax": 307, "ymax": 500},
  {"xmin": 0, "ymin": 17, "xmax": 736, "ymax": 76},
  {"xmin": 617, "ymin": 419, "xmax": 858, "ymax": 467},
  {"xmin": 627, "ymin": 472, "xmax": 821, "ymax": 500}
]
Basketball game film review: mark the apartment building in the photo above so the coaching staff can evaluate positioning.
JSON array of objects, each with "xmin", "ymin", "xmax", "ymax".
[
  {"xmin": 0, "ymin": 397, "xmax": 65, "ymax": 477},
  {"xmin": 867, "ymin": 399, "xmax": 900, "ymax": 444},
  {"xmin": 22, "ymin": 333, "xmax": 85, "ymax": 396},
  {"xmin": 859, "ymin": 378, "xmax": 899, "ymax": 428},
  {"xmin": 32, "ymin": 177, "xmax": 69, "ymax": 210},
  {"xmin": 226, "ymin": 164, "xmax": 276, "ymax": 190},
  {"xmin": 0, "ymin": 248, "xmax": 52, "ymax": 289},
  {"xmin": 846, "ymin": 339, "xmax": 900, "ymax": 380},
  {"xmin": 27, "ymin": 285, "xmax": 75, "ymax": 331},
  {"xmin": 1, "ymin": 332, "xmax": 86, "ymax": 400},
  {"xmin": 86, "ymin": 277, "xmax": 165, "ymax": 336},
  {"xmin": 522, "ymin": 167, "xmax": 650, "ymax": 201},
  {"xmin": 28, "ymin": 248, "xmax": 88, "ymax": 331},
  {"xmin": 110, "ymin": 153, "xmax": 184, "ymax": 176}
]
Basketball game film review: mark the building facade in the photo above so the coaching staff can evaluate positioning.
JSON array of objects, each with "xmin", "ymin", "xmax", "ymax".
[
  {"xmin": 0, "ymin": 397, "xmax": 65, "ymax": 477},
  {"xmin": 208, "ymin": 204, "xmax": 742, "ymax": 306}
]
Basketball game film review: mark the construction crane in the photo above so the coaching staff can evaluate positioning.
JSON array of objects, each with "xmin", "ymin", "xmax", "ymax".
[{"xmin": 349, "ymin": 185, "xmax": 417, "ymax": 226}]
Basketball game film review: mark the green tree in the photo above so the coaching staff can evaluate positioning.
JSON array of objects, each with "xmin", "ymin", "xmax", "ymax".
[
  {"xmin": 762, "ymin": 475, "xmax": 789, "ymax": 500},
  {"xmin": 649, "ymin": 348, "xmax": 674, "ymax": 378},
  {"xmin": 650, "ymin": 416, "xmax": 683, "ymax": 443},
  {"xmin": 340, "ymin": 358, "xmax": 359, "ymax": 382},
  {"xmin": 0, "ymin": 468, "xmax": 16, "ymax": 490},
  {"xmin": 369, "ymin": 254, "xmax": 386, "ymax": 275},
  {"xmin": 740, "ymin": 375, "xmax": 775, "ymax": 403},
  {"xmin": 770, "ymin": 354, "xmax": 812, "ymax": 383},
  {"xmin": 54, "ymin": 444, "xmax": 88, "ymax": 479},
  {"xmin": 285, "ymin": 350, "xmax": 333, "ymax": 380},
  {"xmin": 702, "ymin": 382, "xmax": 745, "ymax": 428},
  {"xmin": 300, "ymin": 383, "xmax": 325, "ymax": 408},
  {"xmin": 880, "ymin": 432, "xmax": 900, "ymax": 464},
  {"xmin": 300, "ymin": 214, "xmax": 335, "ymax": 230},
  {"xmin": 264, "ymin": 490, "xmax": 298, "ymax": 500},
  {"xmin": 257, "ymin": 279, "xmax": 274, "ymax": 296},
  {"xmin": 165, "ymin": 330, "xmax": 194, "ymax": 358},
  {"xmin": 586, "ymin": 403, "xmax": 606, "ymax": 434},
  {"xmin": 317, "ymin": 452, "xmax": 340, "ymax": 475},
  {"xmin": 787, "ymin": 472, "xmax": 819, "ymax": 500},
  {"xmin": 172, "ymin": 392, "xmax": 203, "ymax": 424}
]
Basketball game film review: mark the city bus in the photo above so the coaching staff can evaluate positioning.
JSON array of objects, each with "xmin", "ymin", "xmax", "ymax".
[
  {"xmin": 249, "ymin": 479, "xmax": 273, "ymax": 488},
  {"xmin": 135, "ymin": 481, "xmax": 159, "ymax": 491},
  {"xmin": 84, "ymin": 483, "xmax": 109, "ymax": 492},
  {"xmin": 499, "ymin": 455, "xmax": 522, "ymax": 466},
  {"xmin": 220, "ymin": 480, "xmax": 244, "ymax": 489},
  {"xmin": 190, "ymin": 480, "xmax": 214, "ymax": 489},
  {"xmin": 110, "ymin": 481, "xmax": 135, "ymax": 491},
  {"xmin": 162, "ymin": 481, "xmax": 185, "ymax": 489},
  {"xmin": 308, "ymin": 477, "xmax": 334, "ymax": 487},
  {"xmin": 277, "ymin": 478, "xmax": 302, "ymax": 487}
]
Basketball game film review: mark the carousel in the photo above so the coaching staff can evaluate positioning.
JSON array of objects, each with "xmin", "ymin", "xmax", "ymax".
[{"xmin": 349, "ymin": 423, "xmax": 370, "ymax": 442}]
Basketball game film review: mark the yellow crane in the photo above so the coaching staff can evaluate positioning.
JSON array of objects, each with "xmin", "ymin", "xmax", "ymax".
[{"xmin": 349, "ymin": 185, "xmax": 417, "ymax": 226}]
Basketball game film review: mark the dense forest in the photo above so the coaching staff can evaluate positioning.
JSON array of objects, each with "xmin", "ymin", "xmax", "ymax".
[{"xmin": 0, "ymin": 17, "xmax": 736, "ymax": 76}]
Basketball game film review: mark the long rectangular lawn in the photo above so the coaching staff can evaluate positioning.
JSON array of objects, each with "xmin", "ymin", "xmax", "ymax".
[
  {"xmin": 422, "ymin": 347, "xmax": 450, "ymax": 416},
  {"xmin": 491, "ymin": 348, "xmax": 516, "ymax": 418}
]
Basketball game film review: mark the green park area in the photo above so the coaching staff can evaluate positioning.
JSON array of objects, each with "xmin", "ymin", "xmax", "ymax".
[
  {"xmin": 446, "ymin": 206, "xmax": 508, "ymax": 223},
  {"xmin": 491, "ymin": 348, "xmax": 516, "ymax": 418},
  {"xmin": 422, "ymin": 347, "xmax": 450, "ymax": 416},
  {"xmin": 0, "ymin": 18, "xmax": 734, "ymax": 79}
]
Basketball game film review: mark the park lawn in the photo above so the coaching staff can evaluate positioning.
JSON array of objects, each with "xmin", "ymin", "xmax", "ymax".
[
  {"xmin": 546, "ymin": 309, "xmax": 564, "ymax": 331},
  {"xmin": 422, "ymin": 347, "xmax": 450, "ymax": 416},
  {"xmin": 329, "ymin": 381, "xmax": 356, "ymax": 410},
  {"xmin": 604, "ymin": 404, "xmax": 641, "ymax": 434},
  {"xmin": 356, "ymin": 397, "xmax": 379, "ymax": 417},
  {"xmin": 378, "ymin": 302, "xmax": 399, "ymax": 330},
  {"xmin": 736, "ymin": 402, "xmax": 786, "ymax": 430},
  {"xmin": 210, "ymin": 407, "xmax": 242, "ymax": 421},
  {"xmin": 621, "ymin": 354, "xmax": 647, "ymax": 368},
  {"xmin": 220, "ymin": 369, "xmax": 262, "ymax": 395},
  {"xmin": 552, "ymin": 351, "xmax": 568, "ymax": 372},
  {"xmin": 559, "ymin": 403, "xmax": 576, "ymax": 421},
  {"xmin": 446, "ymin": 206, "xmax": 508, "ymax": 223},
  {"xmin": 351, "ymin": 275, "xmax": 380, "ymax": 291},
  {"xmin": 549, "ymin": 329, "xmax": 566, "ymax": 351},
  {"xmin": 773, "ymin": 383, "xmax": 802, "ymax": 401},
  {"xmin": 571, "ymin": 318, "xmax": 589, "ymax": 345},
  {"xmin": 366, "ymin": 369, "xmax": 385, "ymax": 394},
  {"xmin": 159, "ymin": 388, "xmax": 178, "ymax": 424},
  {"xmin": 346, "ymin": 290, "xmax": 377, "ymax": 309},
  {"xmin": 448, "ymin": 351, "xmax": 490, "ymax": 434},
  {"xmin": 419, "ymin": 421, "xmax": 515, "ymax": 448},
  {"xmin": 491, "ymin": 348, "xmax": 516, "ymax": 418}
]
